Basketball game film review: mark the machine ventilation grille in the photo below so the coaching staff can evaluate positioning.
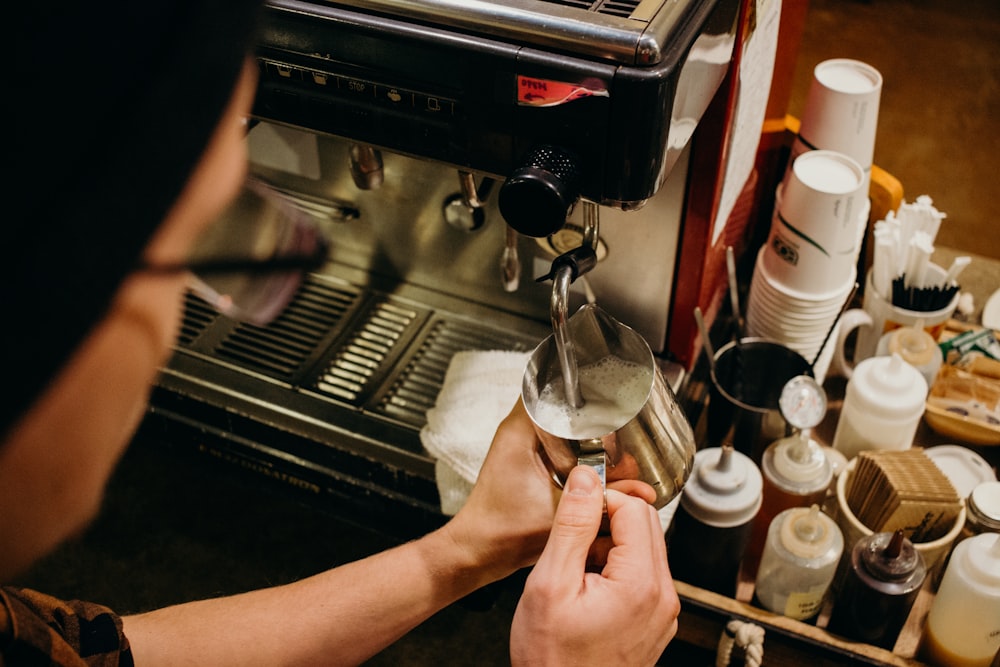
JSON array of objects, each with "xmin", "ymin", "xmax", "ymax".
[{"xmin": 543, "ymin": 0, "xmax": 642, "ymax": 18}]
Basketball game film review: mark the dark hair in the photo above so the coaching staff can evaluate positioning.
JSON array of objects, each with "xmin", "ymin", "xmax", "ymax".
[{"xmin": 5, "ymin": 0, "xmax": 263, "ymax": 438}]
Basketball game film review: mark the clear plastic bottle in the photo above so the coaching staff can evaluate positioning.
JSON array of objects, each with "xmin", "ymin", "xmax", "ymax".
[
  {"xmin": 831, "ymin": 353, "xmax": 928, "ymax": 461},
  {"xmin": 919, "ymin": 533, "xmax": 1000, "ymax": 667},
  {"xmin": 666, "ymin": 445, "xmax": 762, "ymax": 596},
  {"xmin": 754, "ymin": 504, "xmax": 843, "ymax": 621},
  {"xmin": 744, "ymin": 428, "xmax": 833, "ymax": 577}
]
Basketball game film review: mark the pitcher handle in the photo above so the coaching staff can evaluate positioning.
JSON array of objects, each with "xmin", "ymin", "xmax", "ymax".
[
  {"xmin": 576, "ymin": 451, "xmax": 607, "ymax": 490},
  {"xmin": 577, "ymin": 444, "xmax": 609, "ymax": 526}
]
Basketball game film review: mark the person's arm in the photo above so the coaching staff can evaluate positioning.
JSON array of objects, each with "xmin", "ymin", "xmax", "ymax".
[
  {"xmin": 510, "ymin": 466, "xmax": 681, "ymax": 666},
  {"xmin": 123, "ymin": 400, "xmax": 559, "ymax": 667}
]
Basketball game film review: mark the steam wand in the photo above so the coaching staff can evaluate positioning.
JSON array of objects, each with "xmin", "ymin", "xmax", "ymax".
[
  {"xmin": 536, "ymin": 244, "xmax": 598, "ymax": 410},
  {"xmin": 534, "ymin": 201, "xmax": 600, "ymax": 409}
]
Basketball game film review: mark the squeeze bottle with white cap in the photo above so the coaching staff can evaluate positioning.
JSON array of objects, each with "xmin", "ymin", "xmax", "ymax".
[
  {"xmin": 744, "ymin": 428, "xmax": 833, "ymax": 577},
  {"xmin": 918, "ymin": 533, "xmax": 1000, "ymax": 667},
  {"xmin": 832, "ymin": 353, "xmax": 928, "ymax": 461},
  {"xmin": 875, "ymin": 320, "xmax": 943, "ymax": 389},
  {"xmin": 754, "ymin": 504, "xmax": 843, "ymax": 621},
  {"xmin": 666, "ymin": 445, "xmax": 763, "ymax": 597}
]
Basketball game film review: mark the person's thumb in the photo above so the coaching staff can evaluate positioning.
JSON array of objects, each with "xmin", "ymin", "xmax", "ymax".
[{"xmin": 532, "ymin": 466, "xmax": 604, "ymax": 585}]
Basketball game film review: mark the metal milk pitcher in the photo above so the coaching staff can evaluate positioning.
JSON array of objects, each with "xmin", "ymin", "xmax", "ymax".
[{"xmin": 522, "ymin": 303, "xmax": 696, "ymax": 509}]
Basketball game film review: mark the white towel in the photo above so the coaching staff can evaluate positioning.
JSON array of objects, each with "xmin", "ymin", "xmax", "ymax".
[{"xmin": 420, "ymin": 350, "xmax": 531, "ymax": 515}]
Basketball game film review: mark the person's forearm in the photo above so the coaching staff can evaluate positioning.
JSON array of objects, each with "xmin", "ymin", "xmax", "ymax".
[{"xmin": 122, "ymin": 524, "xmax": 499, "ymax": 667}]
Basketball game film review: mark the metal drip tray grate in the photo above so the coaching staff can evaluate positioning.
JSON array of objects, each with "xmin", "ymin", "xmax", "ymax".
[
  {"xmin": 373, "ymin": 317, "xmax": 538, "ymax": 428},
  {"xmin": 178, "ymin": 298, "xmax": 217, "ymax": 347},
  {"xmin": 167, "ymin": 271, "xmax": 546, "ymax": 432},
  {"xmin": 177, "ymin": 274, "xmax": 363, "ymax": 385},
  {"xmin": 215, "ymin": 278, "xmax": 360, "ymax": 382},
  {"xmin": 313, "ymin": 298, "xmax": 425, "ymax": 405}
]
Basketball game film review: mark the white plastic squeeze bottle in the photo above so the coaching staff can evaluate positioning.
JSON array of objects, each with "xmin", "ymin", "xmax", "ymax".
[
  {"xmin": 832, "ymin": 353, "xmax": 928, "ymax": 461},
  {"xmin": 919, "ymin": 533, "xmax": 1000, "ymax": 667}
]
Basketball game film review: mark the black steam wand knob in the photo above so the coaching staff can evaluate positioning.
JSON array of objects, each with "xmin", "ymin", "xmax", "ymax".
[{"xmin": 498, "ymin": 146, "xmax": 581, "ymax": 238}]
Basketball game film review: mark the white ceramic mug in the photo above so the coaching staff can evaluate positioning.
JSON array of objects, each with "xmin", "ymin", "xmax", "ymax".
[{"xmin": 831, "ymin": 266, "xmax": 959, "ymax": 378}]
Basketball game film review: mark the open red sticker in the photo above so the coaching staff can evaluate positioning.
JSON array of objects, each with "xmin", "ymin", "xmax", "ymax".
[{"xmin": 516, "ymin": 76, "xmax": 610, "ymax": 107}]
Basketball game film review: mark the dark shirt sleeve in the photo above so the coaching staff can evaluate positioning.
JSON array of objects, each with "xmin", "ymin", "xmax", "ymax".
[{"xmin": 0, "ymin": 586, "xmax": 134, "ymax": 666}]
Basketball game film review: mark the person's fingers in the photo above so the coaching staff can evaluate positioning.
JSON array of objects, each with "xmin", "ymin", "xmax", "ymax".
[
  {"xmin": 600, "ymin": 488, "xmax": 662, "ymax": 578},
  {"xmin": 645, "ymin": 501, "xmax": 670, "ymax": 579},
  {"xmin": 580, "ymin": 480, "xmax": 659, "ymax": 569},
  {"xmin": 530, "ymin": 465, "xmax": 605, "ymax": 592},
  {"xmin": 605, "ymin": 478, "xmax": 657, "ymax": 505}
]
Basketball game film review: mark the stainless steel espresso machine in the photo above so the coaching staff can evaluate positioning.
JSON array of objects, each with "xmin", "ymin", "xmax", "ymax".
[{"xmin": 145, "ymin": 0, "xmax": 741, "ymax": 537}]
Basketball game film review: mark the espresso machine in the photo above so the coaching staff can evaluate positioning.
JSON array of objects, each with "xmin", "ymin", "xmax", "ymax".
[{"xmin": 146, "ymin": 0, "xmax": 740, "ymax": 537}]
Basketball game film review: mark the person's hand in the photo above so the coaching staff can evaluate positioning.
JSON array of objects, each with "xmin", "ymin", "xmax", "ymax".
[
  {"xmin": 509, "ymin": 466, "xmax": 680, "ymax": 666},
  {"xmin": 442, "ymin": 400, "xmax": 562, "ymax": 582}
]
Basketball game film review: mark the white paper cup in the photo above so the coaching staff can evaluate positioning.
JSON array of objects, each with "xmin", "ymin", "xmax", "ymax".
[
  {"xmin": 750, "ymin": 275, "xmax": 852, "ymax": 318},
  {"xmin": 746, "ymin": 294, "xmax": 840, "ymax": 333},
  {"xmin": 811, "ymin": 322, "xmax": 839, "ymax": 384},
  {"xmin": 792, "ymin": 59, "xmax": 883, "ymax": 173},
  {"xmin": 751, "ymin": 306, "xmax": 843, "ymax": 332},
  {"xmin": 755, "ymin": 246, "xmax": 858, "ymax": 306},
  {"xmin": 763, "ymin": 151, "xmax": 866, "ymax": 294},
  {"xmin": 774, "ymin": 181, "xmax": 871, "ymax": 261},
  {"xmin": 745, "ymin": 312, "xmax": 826, "ymax": 350},
  {"xmin": 746, "ymin": 245, "xmax": 857, "ymax": 381},
  {"xmin": 854, "ymin": 197, "xmax": 872, "ymax": 256}
]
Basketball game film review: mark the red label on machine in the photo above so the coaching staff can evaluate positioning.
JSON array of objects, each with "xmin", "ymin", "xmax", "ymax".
[{"xmin": 516, "ymin": 76, "xmax": 609, "ymax": 107}]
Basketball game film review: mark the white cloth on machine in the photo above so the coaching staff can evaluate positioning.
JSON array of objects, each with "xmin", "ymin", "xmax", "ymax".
[{"xmin": 420, "ymin": 350, "xmax": 531, "ymax": 515}]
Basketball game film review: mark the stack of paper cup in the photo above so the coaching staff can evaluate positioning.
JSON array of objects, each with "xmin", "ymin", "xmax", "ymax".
[
  {"xmin": 747, "ymin": 151, "xmax": 864, "ymax": 382},
  {"xmin": 746, "ymin": 245, "xmax": 856, "ymax": 382},
  {"xmin": 763, "ymin": 150, "xmax": 866, "ymax": 295},
  {"xmin": 790, "ymin": 59, "xmax": 882, "ymax": 254}
]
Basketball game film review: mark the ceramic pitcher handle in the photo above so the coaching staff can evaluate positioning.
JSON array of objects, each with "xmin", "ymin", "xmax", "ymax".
[{"xmin": 830, "ymin": 308, "xmax": 873, "ymax": 380}]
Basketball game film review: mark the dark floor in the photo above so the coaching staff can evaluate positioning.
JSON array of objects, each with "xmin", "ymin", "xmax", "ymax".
[{"xmin": 11, "ymin": 1, "xmax": 999, "ymax": 665}]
